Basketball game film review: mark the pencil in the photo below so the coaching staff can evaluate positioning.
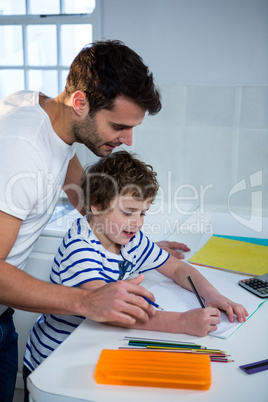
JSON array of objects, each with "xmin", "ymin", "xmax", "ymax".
[
  {"xmin": 118, "ymin": 348, "xmax": 233, "ymax": 362},
  {"xmin": 143, "ymin": 296, "xmax": 164, "ymax": 310},
  {"xmin": 147, "ymin": 346, "xmax": 226, "ymax": 354},
  {"xmin": 187, "ymin": 275, "xmax": 206, "ymax": 308},
  {"xmin": 127, "ymin": 339, "xmax": 201, "ymax": 348}
]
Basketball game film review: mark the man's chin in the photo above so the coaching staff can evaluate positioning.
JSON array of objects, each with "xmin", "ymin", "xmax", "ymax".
[
  {"xmin": 89, "ymin": 147, "xmax": 113, "ymax": 157},
  {"xmin": 99, "ymin": 145, "xmax": 119, "ymax": 157},
  {"xmin": 100, "ymin": 148, "xmax": 114, "ymax": 157}
]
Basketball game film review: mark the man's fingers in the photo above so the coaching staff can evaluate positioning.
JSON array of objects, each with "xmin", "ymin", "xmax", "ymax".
[
  {"xmin": 87, "ymin": 279, "xmax": 156, "ymax": 324},
  {"xmin": 169, "ymin": 242, "xmax": 191, "ymax": 252},
  {"xmin": 127, "ymin": 274, "xmax": 145, "ymax": 285},
  {"xmin": 126, "ymin": 275, "xmax": 156, "ymax": 302},
  {"xmin": 169, "ymin": 250, "xmax": 185, "ymax": 259},
  {"xmin": 156, "ymin": 241, "xmax": 190, "ymax": 259}
]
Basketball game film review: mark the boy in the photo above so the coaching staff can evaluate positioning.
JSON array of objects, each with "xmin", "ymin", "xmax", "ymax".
[{"xmin": 24, "ymin": 150, "xmax": 248, "ymax": 383}]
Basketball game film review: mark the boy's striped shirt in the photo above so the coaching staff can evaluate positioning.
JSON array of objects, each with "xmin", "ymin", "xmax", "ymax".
[{"xmin": 24, "ymin": 216, "xmax": 169, "ymax": 372}]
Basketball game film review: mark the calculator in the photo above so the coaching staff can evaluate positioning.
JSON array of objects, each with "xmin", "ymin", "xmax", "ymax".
[{"xmin": 238, "ymin": 273, "xmax": 268, "ymax": 298}]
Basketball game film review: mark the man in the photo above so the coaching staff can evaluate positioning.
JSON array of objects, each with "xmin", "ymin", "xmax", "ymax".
[{"xmin": 0, "ymin": 40, "xmax": 189, "ymax": 401}]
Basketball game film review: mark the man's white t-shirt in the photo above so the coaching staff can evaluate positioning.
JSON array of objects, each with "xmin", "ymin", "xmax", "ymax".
[{"xmin": 0, "ymin": 90, "xmax": 76, "ymax": 315}]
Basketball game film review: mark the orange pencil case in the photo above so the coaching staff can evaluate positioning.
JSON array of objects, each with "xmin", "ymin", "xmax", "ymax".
[{"xmin": 94, "ymin": 349, "xmax": 211, "ymax": 390}]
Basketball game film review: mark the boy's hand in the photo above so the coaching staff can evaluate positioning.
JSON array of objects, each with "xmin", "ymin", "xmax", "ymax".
[
  {"xmin": 156, "ymin": 241, "xmax": 190, "ymax": 259},
  {"xmin": 205, "ymin": 294, "xmax": 249, "ymax": 323},
  {"xmin": 181, "ymin": 307, "xmax": 221, "ymax": 336}
]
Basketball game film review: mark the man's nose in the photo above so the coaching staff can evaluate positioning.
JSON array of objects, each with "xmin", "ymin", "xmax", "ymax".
[{"xmin": 119, "ymin": 128, "xmax": 133, "ymax": 146}]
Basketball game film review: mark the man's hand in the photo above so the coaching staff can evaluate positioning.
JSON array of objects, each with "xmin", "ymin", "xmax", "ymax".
[
  {"xmin": 156, "ymin": 241, "xmax": 190, "ymax": 259},
  {"xmin": 81, "ymin": 274, "xmax": 156, "ymax": 325}
]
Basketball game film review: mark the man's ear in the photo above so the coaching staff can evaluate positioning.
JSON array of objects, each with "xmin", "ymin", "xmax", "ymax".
[{"xmin": 72, "ymin": 91, "xmax": 89, "ymax": 116}]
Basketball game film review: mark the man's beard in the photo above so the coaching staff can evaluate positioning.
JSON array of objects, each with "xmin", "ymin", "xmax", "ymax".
[{"xmin": 71, "ymin": 115, "xmax": 107, "ymax": 157}]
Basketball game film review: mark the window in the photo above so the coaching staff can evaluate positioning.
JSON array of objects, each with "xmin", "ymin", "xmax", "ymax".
[{"xmin": 0, "ymin": 0, "xmax": 99, "ymax": 99}]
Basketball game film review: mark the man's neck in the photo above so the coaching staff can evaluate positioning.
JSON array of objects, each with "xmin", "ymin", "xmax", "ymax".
[{"xmin": 39, "ymin": 92, "xmax": 73, "ymax": 145}]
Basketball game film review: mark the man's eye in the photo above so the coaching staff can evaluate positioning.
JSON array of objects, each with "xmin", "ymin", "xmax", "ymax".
[
  {"xmin": 112, "ymin": 125, "xmax": 124, "ymax": 131},
  {"xmin": 123, "ymin": 211, "xmax": 132, "ymax": 216}
]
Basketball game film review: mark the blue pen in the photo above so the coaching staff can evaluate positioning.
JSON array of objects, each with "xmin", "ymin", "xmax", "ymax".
[{"xmin": 99, "ymin": 271, "xmax": 164, "ymax": 310}]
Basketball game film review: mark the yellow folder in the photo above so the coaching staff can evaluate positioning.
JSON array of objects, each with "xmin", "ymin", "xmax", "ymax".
[
  {"xmin": 94, "ymin": 349, "xmax": 211, "ymax": 390},
  {"xmin": 189, "ymin": 236, "xmax": 268, "ymax": 276}
]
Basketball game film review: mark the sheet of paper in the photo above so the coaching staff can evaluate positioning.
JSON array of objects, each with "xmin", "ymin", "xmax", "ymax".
[{"xmin": 149, "ymin": 273, "xmax": 267, "ymax": 339}]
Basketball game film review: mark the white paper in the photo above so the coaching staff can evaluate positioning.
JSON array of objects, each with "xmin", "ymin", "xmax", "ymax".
[{"xmin": 149, "ymin": 273, "xmax": 266, "ymax": 339}]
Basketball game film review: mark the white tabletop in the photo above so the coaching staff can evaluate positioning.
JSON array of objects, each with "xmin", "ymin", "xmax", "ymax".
[
  {"xmin": 27, "ymin": 211, "xmax": 268, "ymax": 402},
  {"xmin": 28, "ymin": 299, "xmax": 268, "ymax": 402}
]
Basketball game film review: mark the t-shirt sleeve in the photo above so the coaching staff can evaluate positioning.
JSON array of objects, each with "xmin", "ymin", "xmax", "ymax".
[
  {"xmin": 51, "ymin": 238, "xmax": 107, "ymax": 288},
  {"xmin": 0, "ymin": 138, "xmax": 45, "ymax": 220},
  {"xmin": 134, "ymin": 231, "xmax": 170, "ymax": 274}
]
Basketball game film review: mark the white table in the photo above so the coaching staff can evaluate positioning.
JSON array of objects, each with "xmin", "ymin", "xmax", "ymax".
[{"xmin": 27, "ymin": 211, "xmax": 268, "ymax": 402}]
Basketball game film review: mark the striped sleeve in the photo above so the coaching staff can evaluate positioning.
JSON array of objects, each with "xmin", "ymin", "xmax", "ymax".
[
  {"xmin": 130, "ymin": 231, "xmax": 170, "ymax": 273},
  {"xmin": 53, "ymin": 237, "xmax": 106, "ymax": 288}
]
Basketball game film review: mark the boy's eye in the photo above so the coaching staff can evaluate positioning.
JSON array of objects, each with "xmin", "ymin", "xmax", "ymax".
[
  {"xmin": 123, "ymin": 211, "xmax": 146, "ymax": 217},
  {"xmin": 123, "ymin": 211, "xmax": 132, "ymax": 216}
]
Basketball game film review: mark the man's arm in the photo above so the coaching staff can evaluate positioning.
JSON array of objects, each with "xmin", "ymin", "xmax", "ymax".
[
  {"xmin": 62, "ymin": 153, "xmax": 86, "ymax": 215},
  {"xmin": 0, "ymin": 211, "xmax": 155, "ymax": 324}
]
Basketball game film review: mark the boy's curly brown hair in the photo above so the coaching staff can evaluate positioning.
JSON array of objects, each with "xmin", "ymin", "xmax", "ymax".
[{"xmin": 81, "ymin": 150, "xmax": 159, "ymax": 213}]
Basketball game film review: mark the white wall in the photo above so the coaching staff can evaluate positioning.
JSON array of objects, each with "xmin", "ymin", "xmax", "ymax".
[
  {"xmin": 102, "ymin": 0, "xmax": 268, "ymax": 86},
  {"xmin": 90, "ymin": 0, "xmax": 268, "ymax": 220}
]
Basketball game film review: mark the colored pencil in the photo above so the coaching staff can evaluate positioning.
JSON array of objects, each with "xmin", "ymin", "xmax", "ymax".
[
  {"xmin": 143, "ymin": 296, "xmax": 164, "ymax": 310},
  {"xmin": 128, "ymin": 341, "xmax": 204, "ymax": 349},
  {"xmin": 124, "ymin": 337, "xmax": 199, "ymax": 345},
  {"xmin": 118, "ymin": 347, "xmax": 233, "ymax": 362},
  {"xmin": 187, "ymin": 275, "xmax": 206, "ymax": 308},
  {"xmin": 146, "ymin": 345, "xmax": 226, "ymax": 354}
]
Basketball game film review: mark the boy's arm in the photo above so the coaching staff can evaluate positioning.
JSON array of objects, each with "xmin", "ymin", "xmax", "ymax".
[
  {"xmin": 78, "ymin": 256, "xmax": 248, "ymax": 335},
  {"xmin": 79, "ymin": 279, "xmax": 221, "ymax": 336},
  {"xmin": 156, "ymin": 255, "xmax": 248, "ymax": 323}
]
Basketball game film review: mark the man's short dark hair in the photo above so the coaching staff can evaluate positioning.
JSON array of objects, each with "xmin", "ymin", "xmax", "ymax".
[{"xmin": 65, "ymin": 40, "xmax": 161, "ymax": 115}]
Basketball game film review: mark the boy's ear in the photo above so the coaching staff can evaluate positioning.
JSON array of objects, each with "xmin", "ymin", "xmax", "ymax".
[{"xmin": 72, "ymin": 91, "xmax": 89, "ymax": 116}]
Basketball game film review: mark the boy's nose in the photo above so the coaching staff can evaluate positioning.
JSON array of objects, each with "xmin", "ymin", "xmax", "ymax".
[{"xmin": 131, "ymin": 215, "xmax": 143, "ymax": 230}]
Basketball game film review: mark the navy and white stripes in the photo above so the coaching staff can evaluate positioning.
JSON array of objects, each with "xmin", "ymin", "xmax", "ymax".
[{"xmin": 24, "ymin": 216, "xmax": 169, "ymax": 372}]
